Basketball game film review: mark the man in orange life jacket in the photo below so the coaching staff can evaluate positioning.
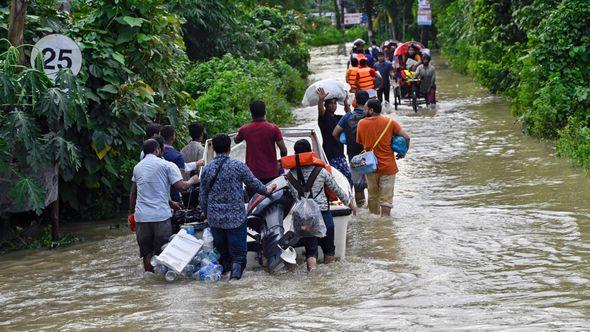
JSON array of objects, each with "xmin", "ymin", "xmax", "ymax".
[
  {"xmin": 354, "ymin": 48, "xmax": 366, "ymax": 62},
  {"xmin": 345, "ymin": 58, "xmax": 360, "ymax": 92},
  {"xmin": 355, "ymin": 58, "xmax": 382, "ymax": 92}
]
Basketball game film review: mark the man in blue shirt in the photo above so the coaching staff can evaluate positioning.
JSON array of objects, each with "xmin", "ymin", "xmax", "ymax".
[
  {"xmin": 331, "ymin": 90, "xmax": 370, "ymax": 207},
  {"xmin": 161, "ymin": 125, "xmax": 185, "ymax": 202},
  {"xmin": 364, "ymin": 49, "xmax": 375, "ymax": 67},
  {"xmin": 129, "ymin": 139, "xmax": 199, "ymax": 272},
  {"xmin": 199, "ymin": 134, "xmax": 276, "ymax": 280},
  {"xmin": 370, "ymin": 40, "xmax": 380, "ymax": 59},
  {"xmin": 374, "ymin": 52, "xmax": 394, "ymax": 102}
]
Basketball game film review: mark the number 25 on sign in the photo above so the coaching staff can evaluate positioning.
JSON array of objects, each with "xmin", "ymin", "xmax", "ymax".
[{"xmin": 30, "ymin": 34, "xmax": 83, "ymax": 79}]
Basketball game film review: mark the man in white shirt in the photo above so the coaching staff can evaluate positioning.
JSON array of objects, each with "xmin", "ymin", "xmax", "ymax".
[{"xmin": 129, "ymin": 139, "xmax": 199, "ymax": 272}]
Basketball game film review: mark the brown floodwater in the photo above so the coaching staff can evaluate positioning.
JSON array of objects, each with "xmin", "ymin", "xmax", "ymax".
[{"xmin": 1, "ymin": 45, "xmax": 589, "ymax": 330}]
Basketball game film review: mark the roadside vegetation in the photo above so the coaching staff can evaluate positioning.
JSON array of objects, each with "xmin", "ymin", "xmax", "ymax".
[
  {"xmin": 305, "ymin": 16, "xmax": 365, "ymax": 47},
  {"xmin": 7, "ymin": 0, "xmax": 587, "ymax": 250},
  {"xmin": 0, "ymin": 0, "xmax": 310, "ymax": 243},
  {"xmin": 434, "ymin": 0, "xmax": 590, "ymax": 172}
]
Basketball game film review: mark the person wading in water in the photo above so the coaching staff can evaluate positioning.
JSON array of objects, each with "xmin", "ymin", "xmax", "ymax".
[
  {"xmin": 129, "ymin": 139, "xmax": 199, "ymax": 272},
  {"xmin": 316, "ymin": 87, "xmax": 353, "ymax": 187}
]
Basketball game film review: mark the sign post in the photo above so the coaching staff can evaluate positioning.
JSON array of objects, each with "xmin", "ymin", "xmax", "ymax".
[
  {"xmin": 417, "ymin": 0, "xmax": 432, "ymax": 46},
  {"xmin": 30, "ymin": 34, "xmax": 82, "ymax": 242},
  {"xmin": 31, "ymin": 34, "xmax": 82, "ymax": 79},
  {"xmin": 343, "ymin": 13, "xmax": 363, "ymax": 26}
]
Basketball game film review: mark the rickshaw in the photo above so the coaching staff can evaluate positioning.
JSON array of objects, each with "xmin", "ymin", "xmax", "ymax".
[{"xmin": 391, "ymin": 42, "xmax": 428, "ymax": 112}]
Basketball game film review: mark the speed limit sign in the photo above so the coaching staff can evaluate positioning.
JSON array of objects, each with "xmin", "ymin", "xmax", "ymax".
[{"xmin": 30, "ymin": 34, "xmax": 82, "ymax": 78}]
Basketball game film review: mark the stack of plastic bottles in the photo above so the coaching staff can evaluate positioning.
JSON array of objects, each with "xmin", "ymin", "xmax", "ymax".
[{"xmin": 150, "ymin": 227, "xmax": 224, "ymax": 283}]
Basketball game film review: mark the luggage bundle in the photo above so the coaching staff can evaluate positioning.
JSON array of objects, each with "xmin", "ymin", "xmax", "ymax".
[
  {"xmin": 150, "ymin": 227, "xmax": 224, "ymax": 282},
  {"xmin": 301, "ymin": 79, "xmax": 350, "ymax": 107}
]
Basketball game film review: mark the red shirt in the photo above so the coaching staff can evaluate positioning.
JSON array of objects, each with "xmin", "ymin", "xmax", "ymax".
[{"xmin": 236, "ymin": 120, "xmax": 283, "ymax": 179}]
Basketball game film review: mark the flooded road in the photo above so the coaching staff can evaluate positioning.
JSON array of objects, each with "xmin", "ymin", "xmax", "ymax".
[{"xmin": 1, "ymin": 45, "xmax": 589, "ymax": 330}]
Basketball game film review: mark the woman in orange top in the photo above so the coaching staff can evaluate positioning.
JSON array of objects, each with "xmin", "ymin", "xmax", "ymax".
[{"xmin": 356, "ymin": 99, "xmax": 410, "ymax": 216}]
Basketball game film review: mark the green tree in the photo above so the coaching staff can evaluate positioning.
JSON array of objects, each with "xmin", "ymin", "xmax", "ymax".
[
  {"xmin": 2, "ymin": 0, "xmax": 192, "ymax": 218},
  {"xmin": 435, "ymin": 0, "xmax": 590, "ymax": 172}
]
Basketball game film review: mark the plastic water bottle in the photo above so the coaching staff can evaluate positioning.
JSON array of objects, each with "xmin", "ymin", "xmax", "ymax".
[
  {"xmin": 206, "ymin": 248, "xmax": 221, "ymax": 262},
  {"xmin": 199, "ymin": 257, "xmax": 213, "ymax": 267},
  {"xmin": 192, "ymin": 271, "xmax": 201, "ymax": 280},
  {"xmin": 211, "ymin": 263, "xmax": 223, "ymax": 275},
  {"xmin": 154, "ymin": 264, "xmax": 168, "ymax": 275},
  {"xmin": 182, "ymin": 264, "xmax": 197, "ymax": 278},
  {"xmin": 197, "ymin": 263, "xmax": 222, "ymax": 282},
  {"xmin": 150, "ymin": 255, "xmax": 159, "ymax": 268},
  {"xmin": 192, "ymin": 250, "xmax": 207, "ymax": 265},
  {"xmin": 165, "ymin": 270, "xmax": 179, "ymax": 282},
  {"xmin": 202, "ymin": 228, "xmax": 214, "ymax": 250},
  {"xmin": 182, "ymin": 225, "xmax": 195, "ymax": 236}
]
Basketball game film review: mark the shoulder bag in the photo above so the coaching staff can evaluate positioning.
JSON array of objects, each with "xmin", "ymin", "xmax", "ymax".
[{"xmin": 350, "ymin": 119, "xmax": 392, "ymax": 175}]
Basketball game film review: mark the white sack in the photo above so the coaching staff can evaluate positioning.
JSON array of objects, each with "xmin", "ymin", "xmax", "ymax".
[
  {"xmin": 301, "ymin": 79, "xmax": 351, "ymax": 107},
  {"xmin": 353, "ymin": 38, "xmax": 366, "ymax": 46}
]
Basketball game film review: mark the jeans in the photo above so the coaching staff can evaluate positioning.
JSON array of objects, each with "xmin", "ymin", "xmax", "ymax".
[
  {"xmin": 210, "ymin": 221, "xmax": 248, "ymax": 273},
  {"xmin": 377, "ymin": 85, "xmax": 390, "ymax": 102},
  {"xmin": 301, "ymin": 210, "xmax": 335, "ymax": 259}
]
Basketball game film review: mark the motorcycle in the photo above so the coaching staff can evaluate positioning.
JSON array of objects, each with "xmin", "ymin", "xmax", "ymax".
[{"xmin": 246, "ymin": 177, "xmax": 300, "ymax": 273}]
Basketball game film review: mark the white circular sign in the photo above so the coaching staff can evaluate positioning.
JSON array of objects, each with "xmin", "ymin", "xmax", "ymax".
[{"xmin": 30, "ymin": 34, "xmax": 82, "ymax": 78}]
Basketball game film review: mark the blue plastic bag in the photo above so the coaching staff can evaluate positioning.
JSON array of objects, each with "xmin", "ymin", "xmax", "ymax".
[
  {"xmin": 391, "ymin": 135, "xmax": 408, "ymax": 154},
  {"xmin": 339, "ymin": 132, "xmax": 347, "ymax": 144},
  {"xmin": 350, "ymin": 151, "xmax": 378, "ymax": 174}
]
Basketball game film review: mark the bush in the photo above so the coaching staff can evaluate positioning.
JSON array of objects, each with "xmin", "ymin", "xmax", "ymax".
[
  {"xmin": 171, "ymin": 2, "xmax": 311, "ymax": 77},
  {"xmin": 183, "ymin": 55, "xmax": 305, "ymax": 135},
  {"xmin": 436, "ymin": 0, "xmax": 590, "ymax": 173},
  {"xmin": 557, "ymin": 115, "xmax": 590, "ymax": 171},
  {"xmin": 1, "ymin": 0, "xmax": 191, "ymax": 218},
  {"xmin": 305, "ymin": 25, "xmax": 366, "ymax": 46},
  {"xmin": 516, "ymin": 0, "xmax": 590, "ymax": 170},
  {"xmin": 1, "ymin": 0, "xmax": 313, "ymax": 223}
]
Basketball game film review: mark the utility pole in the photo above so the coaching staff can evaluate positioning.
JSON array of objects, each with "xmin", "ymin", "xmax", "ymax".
[
  {"xmin": 364, "ymin": 0, "xmax": 374, "ymax": 42},
  {"xmin": 389, "ymin": 0, "xmax": 397, "ymax": 40},
  {"xmin": 334, "ymin": 0, "xmax": 344, "ymax": 31}
]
